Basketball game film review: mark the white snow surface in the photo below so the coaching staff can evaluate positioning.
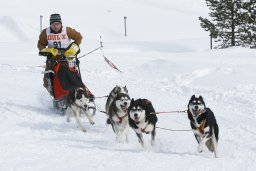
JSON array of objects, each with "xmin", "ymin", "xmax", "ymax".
[{"xmin": 1, "ymin": 0, "xmax": 256, "ymax": 171}]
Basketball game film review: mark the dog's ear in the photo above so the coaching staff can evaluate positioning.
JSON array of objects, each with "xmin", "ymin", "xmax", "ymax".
[
  {"xmin": 199, "ymin": 95, "xmax": 206, "ymax": 106},
  {"xmin": 114, "ymin": 86, "xmax": 120, "ymax": 94},
  {"xmin": 130, "ymin": 98, "xmax": 134, "ymax": 105},
  {"xmin": 75, "ymin": 88, "xmax": 84, "ymax": 99},
  {"xmin": 75, "ymin": 88, "xmax": 79, "ymax": 97},
  {"xmin": 191, "ymin": 95, "xmax": 195, "ymax": 100},
  {"xmin": 199, "ymin": 95, "xmax": 203, "ymax": 101},
  {"xmin": 188, "ymin": 95, "xmax": 195, "ymax": 104},
  {"xmin": 124, "ymin": 85, "xmax": 128, "ymax": 93},
  {"xmin": 139, "ymin": 98, "xmax": 146, "ymax": 109},
  {"xmin": 188, "ymin": 95, "xmax": 195, "ymax": 109}
]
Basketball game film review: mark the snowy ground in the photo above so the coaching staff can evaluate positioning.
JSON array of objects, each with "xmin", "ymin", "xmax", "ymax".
[{"xmin": 1, "ymin": 0, "xmax": 256, "ymax": 171}]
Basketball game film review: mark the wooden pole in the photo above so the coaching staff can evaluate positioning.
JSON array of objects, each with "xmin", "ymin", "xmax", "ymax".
[
  {"xmin": 40, "ymin": 15, "xmax": 43, "ymax": 32},
  {"xmin": 124, "ymin": 16, "xmax": 127, "ymax": 37}
]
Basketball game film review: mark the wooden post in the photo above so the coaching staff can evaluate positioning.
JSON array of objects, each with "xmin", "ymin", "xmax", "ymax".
[
  {"xmin": 40, "ymin": 15, "xmax": 43, "ymax": 32},
  {"xmin": 124, "ymin": 16, "xmax": 127, "ymax": 37}
]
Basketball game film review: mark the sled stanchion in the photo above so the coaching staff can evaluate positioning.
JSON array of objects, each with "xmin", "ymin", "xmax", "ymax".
[
  {"xmin": 99, "ymin": 41, "xmax": 122, "ymax": 72},
  {"xmin": 77, "ymin": 36, "xmax": 122, "ymax": 72},
  {"xmin": 75, "ymin": 57, "xmax": 82, "ymax": 80}
]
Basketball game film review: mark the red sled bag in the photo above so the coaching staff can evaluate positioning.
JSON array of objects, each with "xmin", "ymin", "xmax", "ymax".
[{"xmin": 52, "ymin": 62, "xmax": 94, "ymax": 100}]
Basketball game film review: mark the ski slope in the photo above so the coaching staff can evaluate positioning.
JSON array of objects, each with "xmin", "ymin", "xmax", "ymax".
[{"xmin": 1, "ymin": 0, "xmax": 256, "ymax": 171}]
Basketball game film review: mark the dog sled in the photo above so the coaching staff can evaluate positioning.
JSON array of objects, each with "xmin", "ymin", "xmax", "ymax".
[{"xmin": 40, "ymin": 48, "xmax": 96, "ymax": 115}]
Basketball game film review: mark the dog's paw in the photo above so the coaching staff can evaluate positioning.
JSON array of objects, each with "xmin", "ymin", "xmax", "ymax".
[
  {"xmin": 106, "ymin": 118, "xmax": 111, "ymax": 124},
  {"xmin": 151, "ymin": 140, "xmax": 156, "ymax": 146},
  {"xmin": 116, "ymin": 136, "xmax": 122, "ymax": 143},
  {"xmin": 139, "ymin": 140, "xmax": 144, "ymax": 147},
  {"xmin": 126, "ymin": 137, "xmax": 129, "ymax": 143},
  {"xmin": 197, "ymin": 145, "xmax": 203, "ymax": 153}
]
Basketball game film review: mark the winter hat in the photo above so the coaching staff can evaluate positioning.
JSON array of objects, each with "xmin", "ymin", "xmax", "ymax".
[{"xmin": 50, "ymin": 13, "xmax": 62, "ymax": 24}]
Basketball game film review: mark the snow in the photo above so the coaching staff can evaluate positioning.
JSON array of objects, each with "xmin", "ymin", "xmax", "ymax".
[{"xmin": 1, "ymin": 0, "xmax": 256, "ymax": 171}]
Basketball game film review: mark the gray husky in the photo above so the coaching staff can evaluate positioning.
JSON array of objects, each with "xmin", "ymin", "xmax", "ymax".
[{"xmin": 105, "ymin": 86, "xmax": 130, "ymax": 142}]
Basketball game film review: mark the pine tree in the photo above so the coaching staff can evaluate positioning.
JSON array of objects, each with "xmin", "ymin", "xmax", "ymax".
[
  {"xmin": 239, "ymin": 0, "xmax": 256, "ymax": 47},
  {"xmin": 199, "ymin": 0, "xmax": 256, "ymax": 48}
]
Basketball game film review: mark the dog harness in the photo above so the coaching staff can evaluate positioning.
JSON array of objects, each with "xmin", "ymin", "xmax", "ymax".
[
  {"xmin": 141, "ymin": 124, "xmax": 149, "ymax": 133},
  {"xmin": 194, "ymin": 119, "xmax": 206, "ymax": 134},
  {"xmin": 116, "ymin": 114, "xmax": 128, "ymax": 124}
]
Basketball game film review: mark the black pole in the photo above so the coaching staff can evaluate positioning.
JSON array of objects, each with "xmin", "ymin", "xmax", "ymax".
[
  {"xmin": 210, "ymin": 34, "xmax": 212, "ymax": 49},
  {"xmin": 124, "ymin": 16, "xmax": 127, "ymax": 37},
  {"xmin": 40, "ymin": 15, "xmax": 43, "ymax": 32}
]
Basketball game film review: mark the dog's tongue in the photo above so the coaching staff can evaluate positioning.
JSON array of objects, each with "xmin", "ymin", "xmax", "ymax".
[
  {"xmin": 201, "ymin": 109, "xmax": 206, "ymax": 113},
  {"xmin": 122, "ymin": 108, "xmax": 127, "ymax": 113},
  {"xmin": 134, "ymin": 117, "xmax": 140, "ymax": 123},
  {"xmin": 195, "ymin": 109, "xmax": 206, "ymax": 116}
]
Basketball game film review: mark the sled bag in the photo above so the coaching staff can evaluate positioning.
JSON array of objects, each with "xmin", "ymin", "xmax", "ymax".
[{"xmin": 53, "ymin": 63, "xmax": 84, "ymax": 100}]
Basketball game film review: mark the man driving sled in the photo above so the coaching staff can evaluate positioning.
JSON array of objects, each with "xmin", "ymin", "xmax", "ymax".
[{"xmin": 37, "ymin": 13, "xmax": 94, "ymax": 111}]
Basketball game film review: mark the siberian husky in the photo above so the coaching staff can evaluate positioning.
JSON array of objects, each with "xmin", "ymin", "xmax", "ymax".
[
  {"xmin": 187, "ymin": 95, "xmax": 219, "ymax": 158},
  {"xmin": 128, "ymin": 98, "xmax": 158, "ymax": 147},
  {"xmin": 66, "ymin": 88, "xmax": 95, "ymax": 133},
  {"xmin": 105, "ymin": 86, "xmax": 130, "ymax": 142}
]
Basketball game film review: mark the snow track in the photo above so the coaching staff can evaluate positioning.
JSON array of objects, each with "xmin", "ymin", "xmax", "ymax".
[
  {"xmin": 1, "ymin": 0, "xmax": 256, "ymax": 169},
  {"xmin": 1, "ymin": 43, "xmax": 256, "ymax": 171}
]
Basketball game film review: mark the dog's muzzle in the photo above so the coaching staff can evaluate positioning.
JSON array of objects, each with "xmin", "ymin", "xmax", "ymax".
[
  {"xmin": 133, "ymin": 113, "xmax": 140, "ymax": 122},
  {"xmin": 77, "ymin": 104, "xmax": 88, "ymax": 110},
  {"xmin": 192, "ymin": 108, "xmax": 206, "ymax": 116},
  {"xmin": 121, "ymin": 103, "xmax": 128, "ymax": 112}
]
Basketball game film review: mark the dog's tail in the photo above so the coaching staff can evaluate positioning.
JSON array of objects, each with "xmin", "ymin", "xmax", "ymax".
[{"xmin": 205, "ymin": 139, "xmax": 214, "ymax": 152}]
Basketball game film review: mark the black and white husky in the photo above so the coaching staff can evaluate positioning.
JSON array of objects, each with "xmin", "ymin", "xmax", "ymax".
[
  {"xmin": 66, "ymin": 88, "xmax": 95, "ymax": 133},
  {"xmin": 105, "ymin": 86, "xmax": 130, "ymax": 142},
  {"xmin": 128, "ymin": 98, "xmax": 158, "ymax": 147},
  {"xmin": 187, "ymin": 95, "xmax": 219, "ymax": 158}
]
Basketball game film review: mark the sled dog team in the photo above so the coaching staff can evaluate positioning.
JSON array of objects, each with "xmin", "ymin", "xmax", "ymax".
[{"xmin": 65, "ymin": 85, "xmax": 219, "ymax": 158}]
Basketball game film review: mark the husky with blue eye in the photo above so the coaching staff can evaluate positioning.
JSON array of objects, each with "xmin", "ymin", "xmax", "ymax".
[
  {"xmin": 128, "ymin": 98, "xmax": 158, "ymax": 147},
  {"xmin": 187, "ymin": 95, "xmax": 219, "ymax": 158},
  {"xmin": 105, "ymin": 86, "xmax": 130, "ymax": 142}
]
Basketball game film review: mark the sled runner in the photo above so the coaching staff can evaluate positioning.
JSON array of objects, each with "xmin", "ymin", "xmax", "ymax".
[{"xmin": 40, "ymin": 48, "xmax": 96, "ymax": 115}]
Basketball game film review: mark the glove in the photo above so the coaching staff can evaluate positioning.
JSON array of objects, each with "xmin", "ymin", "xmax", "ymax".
[
  {"xmin": 39, "ymin": 48, "xmax": 58, "ymax": 57},
  {"xmin": 64, "ymin": 43, "xmax": 80, "ymax": 57}
]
